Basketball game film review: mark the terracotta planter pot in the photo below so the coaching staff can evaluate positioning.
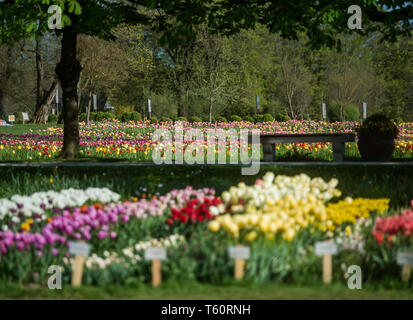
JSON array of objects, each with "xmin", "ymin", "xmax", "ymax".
[{"xmin": 357, "ymin": 135, "xmax": 395, "ymax": 161}]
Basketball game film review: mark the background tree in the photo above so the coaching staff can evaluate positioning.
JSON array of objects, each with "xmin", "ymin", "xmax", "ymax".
[{"xmin": 1, "ymin": 0, "xmax": 412, "ymax": 142}]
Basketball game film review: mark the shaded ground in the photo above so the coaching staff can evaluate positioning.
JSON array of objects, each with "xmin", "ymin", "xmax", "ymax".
[{"xmin": 1, "ymin": 281, "xmax": 413, "ymax": 300}]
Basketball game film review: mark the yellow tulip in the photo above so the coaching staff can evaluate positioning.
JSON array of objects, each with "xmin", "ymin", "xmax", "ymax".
[
  {"xmin": 246, "ymin": 231, "xmax": 258, "ymax": 242},
  {"xmin": 208, "ymin": 221, "xmax": 220, "ymax": 232}
]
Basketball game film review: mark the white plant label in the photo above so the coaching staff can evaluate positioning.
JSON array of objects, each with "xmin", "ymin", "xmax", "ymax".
[
  {"xmin": 68, "ymin": 241, "xmax": 90, "ymax": 257},
  {"xmin": 315, "ymin": 241, "xmax": 338, "ymax": 256},
  {"xmin": 397, "ymin": 252, "xmax": 413, "ymax": 266},
  {"xmin": 145, "ymin": 247, "xmax": 167, "ymax": 260},
  {"xmin": 228, "ymin": 246, "xmax": 250, "ymax": 259}
]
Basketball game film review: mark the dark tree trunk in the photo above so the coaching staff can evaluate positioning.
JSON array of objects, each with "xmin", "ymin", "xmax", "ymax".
[
  {"xmin": 35, "ymin": 37, "xmax": 44, "ymax": 112},
  {"xmin": 55, "ymin": 24, "xmax": 82, "ymax": 159},
  {"xmin": 169, "ymin": 44, "xmax": 194, "ymax": 118},
  {"xmin": 31, "ymin": 80, "xmax": 58, "ymax": 124},
  {"xmin": 176, "ymin": 71, "xmax": 190, "ymax": 118},
  {"xmin": 0, "ymin": 47, "xmax": 13, "ymax": 116}
]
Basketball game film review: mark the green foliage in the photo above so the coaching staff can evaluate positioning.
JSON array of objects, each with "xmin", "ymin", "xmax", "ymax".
[
  {"xmin": 78, "ymin": 113, "xmax": 87, "ymax": 122},
  {"xmin": 230, "ymin": 115, "xmax": 243, "ymax": 122},
  {"xmin": 189, "ymin": 116, "xmax": 202, "ymax": 123},
  {"xmin": 160, "ymin": 117, "xmax": 173, "ymax": 122},
  {"xmin": 327, "ymin": 104, "xmax": 341, "ymax": 122},
  {"xmin": 392, "ymin": 117, "xmax": 404, "ymax": 123},
  {"xmin": 150, "ymin": 116, "xmax": 158, "ymax": 123},
  {"xmin": 120, "ymin": 112, "xmax": 131, "ymax": 122},
  {"xmin": 202, "ymin": 115, "xmax": 215, "ymax": 122},
  {"xmin": 328, "ymin": 104, "xmax": 359, "ymax": 122},
  {"xmin": 215, "ymin": 116, "xmax": 227, "ymax": 123},
  {"xmin": 275, "ymin": 113, "xmax": 291, "ymax": 122},
  {"xmin": 120, "ymin": 111, "xmax": 142, "ymax": 122},
  {"xmin": 1, "ymin": 0, "xmax": 412, "ymax": 129},
  {"xmin": 175, "ymin": 117, "xmax": 187, "ymax": 122},
  {"xmin": 89, "ymin": 112, "xmax": 97, "ymax": 121},
  {"xmin": 345, "ymin": 105, "xmax": 360, "ymax": 121},
  {"xmin": 357, "ymin": 113, "xmax": 399, "ymax": 139},
  {"xmin": 262, "ymin": 113, "xmax": 274, "ymax": 122},
  {"xmin": 47, "ymin": 114, "xmax": 58, "ymax": 123},
  {"xmin": 254, "ymin": 114, "xmax": 264, "ymax": 123},
  {"xmin": 95, "ymin": 112, "xmax": 114, "ymax": 122},
  {"xmin": 130, "ymin": 112, "xmax": 142, "ymax": 122},
  {"xmin": 243, "ymin": 115, "xmax": 255, "ymax": 123}
]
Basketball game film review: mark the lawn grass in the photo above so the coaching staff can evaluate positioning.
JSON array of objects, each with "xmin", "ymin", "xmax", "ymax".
[
  {"xmin": 0, "ymin": 124, "xmax": 61, "ymax": 134},
  {"xmin": 1, "ymin": 281, "xmax": 412, "ymax": 300}
]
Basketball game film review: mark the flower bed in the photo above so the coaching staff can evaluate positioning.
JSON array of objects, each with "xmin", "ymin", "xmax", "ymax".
[
  {"xmin": 0, "ymin": 172, "xmax": 412, "ymax": 287},
  {"xmin": 0, "ymin": 120, "xmax": 412, "ymax": 161}
]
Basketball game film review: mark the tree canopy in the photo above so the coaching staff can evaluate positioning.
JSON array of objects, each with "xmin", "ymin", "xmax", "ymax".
[{"xmin": 0, "ymin": 0, "xmax": 411, "ymax": 158}]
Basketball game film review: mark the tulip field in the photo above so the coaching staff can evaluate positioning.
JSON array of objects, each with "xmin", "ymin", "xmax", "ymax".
[
  {"xmin": 0, "ymin": 120, "xmax": 413, "ymax": 161},
  {"xmin": 0, "ymin": 120, "xmax": 413, "ymax": 299},
  {"xmin": 0, "ymin": 161, "xmax": 412, "ymax": 299}
]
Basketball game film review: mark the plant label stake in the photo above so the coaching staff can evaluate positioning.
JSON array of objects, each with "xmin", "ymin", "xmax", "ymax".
[
  {"xmin": 93, "ymin": 94, "xmax": 97, "ymax": 111},
  {"xmin": 315, "ymin": 241, "xmax": 338, "ymax": 284},
  {"xmin": 148, "ymin": 99, "xmax": 152, "ymax": 119},
  {"xmin": 396, "ymin": 252, "xmax": 413, "ymax": 282},
  {"xmin": 228, "ymin": 246, "xmax": 250, "ymax": 280},
  {"xmin": 145, "ymin": 247, "xmax": 166, "ymax": 287},
  {"xmin": 256, "ymin": 95, "xmax": 260, "ymax": 113},
  {"xmin": 68, "ymin": 241, "xmax": 90, "ymax": 287},
  {"xmin": 362, "ymin": 102, "xmax": 367, "ymax": 120},
  {"xmin": 322, "ymin": 103, "xmax": 327, "ymax": 120}
]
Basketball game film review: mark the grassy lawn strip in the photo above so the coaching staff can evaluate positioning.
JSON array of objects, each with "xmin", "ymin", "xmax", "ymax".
[
  {"xmin": 1, "ymin": 164, "xmax": 412, "ymax": 207},
  {"xmin": 1, "ymin": 281, "xmax": 413, "ymax": 300},
  {"xmin": 0, "ymin": 124, "xmax": 61, "ymax": 134}
]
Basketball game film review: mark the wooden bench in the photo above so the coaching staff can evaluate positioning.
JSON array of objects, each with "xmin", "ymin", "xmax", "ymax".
[{"xmin": 260, "ymin": 133, "xmax": 356, "ymax": 162}]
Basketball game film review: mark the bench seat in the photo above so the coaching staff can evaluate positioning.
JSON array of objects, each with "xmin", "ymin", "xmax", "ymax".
[{"xmin": 260, "ymin": 133, "xmax": 356, "ymax": 161}]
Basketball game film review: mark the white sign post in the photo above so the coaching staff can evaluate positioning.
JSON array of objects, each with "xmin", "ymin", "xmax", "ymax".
[
  {"xmin": 145, "ymin": 247, "xmax": 166, "ymax": 287},
  {"xmin": 362, "ymin": 102, "xmax": 367, "ymax": 120},
  {"xmin": 228, "ymin": 246, "xmax": 250, "ymax": 280},
  {"xmin": 93, "ymin": 94, "xmax": 97, "ymax": 111},
  {"xmin": 315, "ymin": 241, "xmax": 338, "ymax": 284},
  {"xmin": 148, "ymin": 99, "xmax": 152, "ymax": 119},
  {"xmin": 256, "ymin": 96, "xmax": 260, "ymax": 113},
  {"xmin": 397, "ymin": 252, "xmax": 413, "ymax": 282},
  {"xmin": 68, "ymin": 241, "xmax": 90, "ymax": 287},
  {"xmin": 22, "ymin": 112, "xmax": 29, "ymax": 124},
  {"xmin": 322, "ymin": 103, "xmax": 327, "ymax": 120}
]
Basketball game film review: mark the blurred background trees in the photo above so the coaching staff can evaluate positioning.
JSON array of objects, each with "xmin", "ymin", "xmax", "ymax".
[{"xmin": 0, "ymin": 26, "xmax": 412, "ymax": 122}]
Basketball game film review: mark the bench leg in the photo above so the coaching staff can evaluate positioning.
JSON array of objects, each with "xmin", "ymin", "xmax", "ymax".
[
  {"xmin": 263, "ymin": 143, "xmax": 276, "ymax": 162},
  {"xmin": 332, "ymin": 142, "xmax": 345, "ymax": 161}
]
